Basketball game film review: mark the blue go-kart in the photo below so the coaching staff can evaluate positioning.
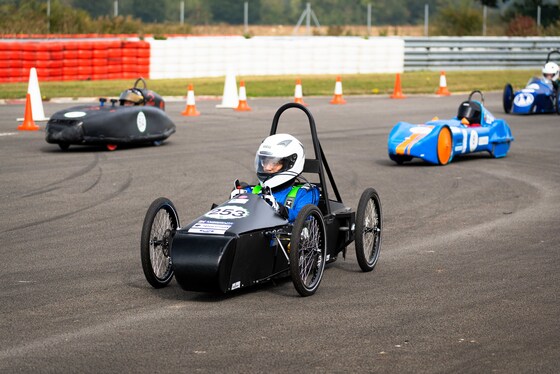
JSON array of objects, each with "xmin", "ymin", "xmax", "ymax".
[
  {"xmin": 388, "ymin": 91, "xmax": 514, "ymax": 165},
  {"xmin": 503, "ymin": 50, "xmax": 560, "ymax": 115}
]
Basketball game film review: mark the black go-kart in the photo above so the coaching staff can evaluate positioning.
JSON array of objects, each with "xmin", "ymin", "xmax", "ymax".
[
  {"xmin": 45, "ymin": 78, "xmax": 176, "ymax": 151},
  {"xmin": 140, "ymin": 103, "xmax": 382, "ymax": 297}
]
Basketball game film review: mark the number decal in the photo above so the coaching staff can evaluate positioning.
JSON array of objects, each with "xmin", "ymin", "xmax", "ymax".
[{"xmin": 205, "ymin": 205, "xmax": 249, "ymax": 219}]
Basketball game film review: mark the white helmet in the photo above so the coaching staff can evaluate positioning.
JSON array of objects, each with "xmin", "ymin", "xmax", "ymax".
[
  {"xmin": 542, "ymin": 62, "xmax": 559, "ymax": 82},
  {"xmin": 255, "ymin": 134, "xmax": 305, "ymax": 189}
]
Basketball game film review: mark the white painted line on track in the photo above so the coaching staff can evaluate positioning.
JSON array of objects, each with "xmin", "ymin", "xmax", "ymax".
[{"xmin": 0, "ymin": 132, "xmax": 18, "ymax": 137}]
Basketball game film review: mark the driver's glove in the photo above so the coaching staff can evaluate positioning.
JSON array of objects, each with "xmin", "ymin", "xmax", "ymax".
[
  {"xmin": 263, "ymin": 189, "xmax": 288, "ymax": 220},
  {"xmin": 230, "ymin": 179, "xmax": 246, "ymax": 199}
]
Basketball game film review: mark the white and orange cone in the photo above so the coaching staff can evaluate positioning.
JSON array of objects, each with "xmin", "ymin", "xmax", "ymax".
[
  {"xmin": 181, "ymin": 84, "xmax": 200, "ymax": 116},
  {"xmin": 235, "ymin": 81, "xmax": 251, "ymax": 112},
  {"xmin": 330, "ymin": 76, "xmax": 346, "ymax": 104},
  {"xmin": 294, "ymin": 78, "xmax": 307, "ymax": 106},
  {"xmin": 436, "ymin": 71, "xmax": 451, "ymax": 96},
  {"xmin": 18, "ymin": 93, "xmax": 40, "ymax": 131}
]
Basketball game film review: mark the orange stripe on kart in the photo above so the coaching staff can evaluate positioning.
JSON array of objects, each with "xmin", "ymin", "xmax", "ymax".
[{"xmin": 396, "ymin": 133, "xmax": 420, "ymax": 155}]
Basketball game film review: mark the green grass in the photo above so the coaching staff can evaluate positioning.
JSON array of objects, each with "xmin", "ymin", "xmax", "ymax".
[{"xmin": 0, "ymin": 70, "xmax": 539, "ymax": 100}]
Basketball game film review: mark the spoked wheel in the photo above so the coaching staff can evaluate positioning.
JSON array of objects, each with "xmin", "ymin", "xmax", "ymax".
[
  {"xmin": 289, "ymin": 205, "xmax": 327, "ymax": 297},
  {"xmin": 503, "ymin": 83, "xmax": 514, "ymax": 114},
  {"xmin": 140, "ymin": 197, "xmax": 180, "ymax": 288},
  {"xmin": 437, "ymin": 126, "xmax": 452, "ymax": 165},
  {"xmin": 355, "ymin": 188, "xmax": 382, "ymax": 272}
]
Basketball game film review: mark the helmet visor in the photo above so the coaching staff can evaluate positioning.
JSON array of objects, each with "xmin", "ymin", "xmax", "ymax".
[
  {"xmin": 255, "ymin": 156, "xmax": 285, "ymax": 174},
  {"xmin": 119, "ymin": 90, "xmax": 144, "ymax": 105}
]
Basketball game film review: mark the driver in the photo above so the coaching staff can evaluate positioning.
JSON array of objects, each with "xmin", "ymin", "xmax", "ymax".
[
  {"xmin": 231, "ymin": 134, "xmax": 319, "ymax": 222},
  {"xmin": 542, "ymin": 61, "xmax": 559, "ymax": 88},
  {"xmin": 119, "ymin": 87, "xmax": 145, "ymax": 106}
]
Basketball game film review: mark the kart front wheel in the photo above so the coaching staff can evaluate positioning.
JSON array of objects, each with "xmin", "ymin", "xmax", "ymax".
[
  {"xmin": 290, "ymin": 205, "xmax": 327, "ymax": 297},
  {"xmin": 58, "ymin": 143, "xmax": 70, "ymax": 151},
  {"xmin": 503, "ymin": 84, "xmax": 513, "ymax": 114},
  {"xmin": 355, "ymin": 188, "xmax": 382, "ymax": 272},
  {"xmin": 141, "ymin": 197, "xmax": 180, "ymax": 288}
]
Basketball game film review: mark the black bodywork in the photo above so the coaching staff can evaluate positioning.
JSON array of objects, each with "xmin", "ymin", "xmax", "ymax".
[
  {"xmin": 141, "ymin": 103, "xmax": 381, "ymax": 296},
  {"xmin": 171, "ymin": 104, "xmax": 355, "ymax": 293},
  {"xmin": 45, "ymin": 78, "xmax": 175, "ymax": 150}
]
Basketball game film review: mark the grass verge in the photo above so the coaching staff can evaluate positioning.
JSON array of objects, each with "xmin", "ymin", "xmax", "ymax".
[{"xmin": 0, "ymin": 70, "xmax": 539, "ymax": 100}]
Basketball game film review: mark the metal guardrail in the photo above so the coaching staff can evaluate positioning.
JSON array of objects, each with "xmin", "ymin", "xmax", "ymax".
[{"xmin": 404, "ymin": 37, "xmax": 560, "ymax": 71}]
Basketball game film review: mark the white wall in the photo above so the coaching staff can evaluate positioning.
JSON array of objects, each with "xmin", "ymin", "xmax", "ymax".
[{"xmin": 148, "ymin": 36, "xmax": 404, "ymax": 79}]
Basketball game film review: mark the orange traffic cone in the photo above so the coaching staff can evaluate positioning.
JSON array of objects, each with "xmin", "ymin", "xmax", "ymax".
[
  {"xmin": 436, "ymin": 71, "xmax": 451, "ymax": 96},
  {"xmin": 330, "ymin": 76, "xmax": 346, "ymax": 104},
  {"xmin": 390, "ymin": 73, "xmax": 406, "ymax": 99},
  {"xmin": 235, "ymin": 81, "xmax": 252, "ymax": 112},
  {"xmin": 181, "ymin": 84, "xmax": 200, "ymax": 116},
  {"xmin": 18, "ymin": 93, "xmax": 40, "ymax": 131},
  {"xmin": 294, "ymin": 78, "xmax": 307, "ymax": 106}
]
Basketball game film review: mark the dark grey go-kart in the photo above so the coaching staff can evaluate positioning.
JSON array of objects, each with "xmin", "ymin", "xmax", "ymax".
[
  {"xmin": 45, "ymin": 78, "xmax": 175, "ymax": 151},
  {"xmin": 140, "ymin": 103, "xmax": 382, "ymax": 297}
]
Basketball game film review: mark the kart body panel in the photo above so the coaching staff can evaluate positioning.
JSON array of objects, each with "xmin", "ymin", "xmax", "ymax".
[{"xmin": 510, "ymin": 78, "xmax": 557, "ymax": 114}]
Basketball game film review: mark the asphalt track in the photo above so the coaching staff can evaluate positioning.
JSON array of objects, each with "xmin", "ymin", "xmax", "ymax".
[{"xmin": 0, "ymin": 93, "xmax": 559, "ymax": 373}]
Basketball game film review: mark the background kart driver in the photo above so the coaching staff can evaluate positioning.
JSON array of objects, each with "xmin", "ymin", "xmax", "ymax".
[{"xmin": 231, "ymin": 134, "xmax": 319, "ymax": 222}]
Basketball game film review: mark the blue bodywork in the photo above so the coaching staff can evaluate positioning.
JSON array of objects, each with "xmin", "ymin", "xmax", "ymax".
[
  {"xmin": 388, "ymin": 100, "xmax": 514, "ymax": 165},
  {"xmin": 506, "ymin": 77, "xmax": 559, "ymax": 115}
]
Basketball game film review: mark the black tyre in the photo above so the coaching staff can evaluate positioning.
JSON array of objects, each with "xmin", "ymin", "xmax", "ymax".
[
  {"xmin": 355, "ymin": 188, "xmax": 382, "ymax": 272},
  {"xmin": 503, "ymin": 83, "xmax": 514, "ymax": 114},
  {"xmin": 289, "ymin": 205, "xmax": 327, "ymax": 297},
  {"xmin": 58, "ymin": 143, "xmax": 70, "ymax": 151},
  {"xmin": 140, "ymin": 197, "xmax": 180, "ymax": 288},
  {"xmin": 389, "ymin": 154, "xmax": 413, "ymax": 165}
]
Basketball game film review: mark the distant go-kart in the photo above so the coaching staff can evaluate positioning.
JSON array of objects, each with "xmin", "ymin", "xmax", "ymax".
[
  {"xmin": 140, "ymin": 103, "xmax": 383, "ymax": 297},
  {"xmin": 388, "ymin": 91, "xmax": 514, "ymax": 165},
  {"xmin": 45, "ymin": 78, "xmax": 176, "ymax": 151},
  {"xmin": 503, "ymin": 50, "xmax": 560, "ymax": 115}
]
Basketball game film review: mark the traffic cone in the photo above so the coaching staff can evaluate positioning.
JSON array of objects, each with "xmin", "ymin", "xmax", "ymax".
[
  {"xmin": 436, "ymin": 71, "xmax": 451, "ymax": 96},
  {"xmin": 181, "ymin": 84, "xmax": 200, "ymax": 116},
  {"xmin": 390, "ymin": 73, "xmax": 406, "ymax": 99},
  {"xmin": 330, "ymin": 76, "xmax": 346, "ymax": 105},
  {"xmin": 294, "ymin": 78, "xmax": 307, "ymax": 106},
  {"xmin": 216, "ymin": 70, "xmax": 239, "ymax": 109},
  {"xmin": 18, "ymin": 93, "xmax": 40, "ymax": 131},
  {"xmin": 235, "ymin": 81, "xmax": 252, "ymax": 112},
  {"xmin": 16, "ymin": 67, "xmax": 49, "ymax": 122}
]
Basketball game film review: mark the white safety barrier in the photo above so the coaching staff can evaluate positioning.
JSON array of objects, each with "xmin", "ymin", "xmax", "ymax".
[{"xmin": 148, "ymin": 36, "xmax": 404, "ymax": 79}]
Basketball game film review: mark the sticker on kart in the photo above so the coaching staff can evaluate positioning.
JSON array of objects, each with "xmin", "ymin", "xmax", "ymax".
[{"xmin": 188, "ymin": 220, "xmax": 234, "ymax": 234}]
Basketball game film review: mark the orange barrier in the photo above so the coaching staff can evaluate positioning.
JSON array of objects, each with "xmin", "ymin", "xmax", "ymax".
[{"xmin": 0, "ymin": 39, "xmax": 151, "ymax": 82}]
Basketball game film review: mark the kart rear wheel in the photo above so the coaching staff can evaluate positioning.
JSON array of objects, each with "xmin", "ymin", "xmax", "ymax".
[
  {"xmin": 437, "ymin": 126, "xmax": 452, "ymax": 165},
  {"xmin": 58, "ymin": 143, "xmax": 70, "ymax": 151},
  {"xmin": 503, "ymin": 84, "xmax": 514, "ymax": 113},
  {"xmin": 141, "ymin": 197, "xmax": 180, "ymax": 288},
  {"xmin": 355, "ymin": 188, "xmax": 382, "ymax": 272},
  {"xmin": 290, "ymin": 205, "xmax": 326, "ymax": 297}
]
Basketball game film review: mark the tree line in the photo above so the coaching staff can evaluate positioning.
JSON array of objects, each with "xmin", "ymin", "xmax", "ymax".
[{"xmin": 1, "ymin": 0, "xmax": 558, "ymax": 36}]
